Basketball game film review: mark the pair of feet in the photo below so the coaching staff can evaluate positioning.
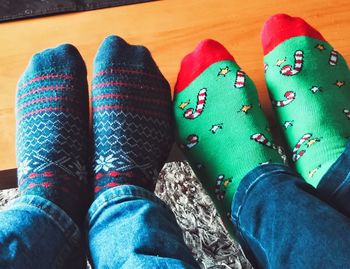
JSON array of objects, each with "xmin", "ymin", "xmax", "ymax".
[
  {"xmin": 16, "ymin": 36, "xmax": 173, "ymax": 227},
  {"xmin": 16, "ymin": 14, "xmax": 350, "ymax": 233},
  {"xmin": 174, "ymin": 14, "xmax": 350, "ymax": 231}
]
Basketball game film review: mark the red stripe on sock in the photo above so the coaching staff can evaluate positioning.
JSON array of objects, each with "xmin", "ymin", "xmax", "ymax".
[
  {"xmin": 93, "ymin": 67, "xmax": 162, "ymax": 80},
  {"xmin": 17, "ymin": 85, "xmax": 71, "ymax": 100},
  {"xmin": 26, "ymin": 182, "xmax": 70, "ymax": 193},
  {"xmin": 19, "ymin": 171, "xmax": 54, "ymax": 185},
  {"xmin": 18, "ymin": 74, "xmax": 73, "ymax": 89},
  {"xmin": 95, "ymin": 173, "xmax": 103, "ymax": 180},
  {"xmin": 175, "ymin": 39, "xmax": 235, "ymax": 94},
  {"xmin": 261, "ymin": 14, "xmax": 325, "ymax": 55},
  {"xmin": 17, "ymin": 96, "xmax": 78, "ymax": 111},
  {"xmin": 109, "ymin": 170, "xmax": 135, "ymax": 177},
  {"xmin": 27, "ymin": 182, "xmax": 53, "ymax": 189},
  {"xmin": 95, "ymin": 170, "xmax": 135, "ymax": 180},
  {"xmin": 43, "ymin": 171, "xmax": 54, "ymax": 177},
  {"xmin": 92, "ymin": 81, "xmax": 165, "ymax": 92},
  {"xmin": 28, "ymin": 172, "xmax": 38, "ymax": 178},
  {"xmin": 94, "ymin": 186, "xmax": 102, "ymax": 193},
  {"xmin": 94, "ymin": 182, "xmax": 123, "ymax": 193},
  {"xmin": 92, "ymin": 93, "xmax": 168, "ymax": 106}
]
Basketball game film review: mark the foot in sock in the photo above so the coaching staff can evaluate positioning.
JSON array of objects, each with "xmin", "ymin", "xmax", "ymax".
[
  {"xmin": 16, "ymin": 44, "xmax": 89, "ymax": 226},
  {"xmin": 262, "ymin": 14, "xmax": 350, "ymax": 187},
  {"xmin": 92, "ymin": 36, "xmax": 173, "ymax": 198},
  {"xmin": 173, "ymin": 39, "xmax": 283, "ymax": 234}
]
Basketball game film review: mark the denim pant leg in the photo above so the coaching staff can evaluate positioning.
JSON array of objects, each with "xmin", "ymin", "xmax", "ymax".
[
  {"xmin": 0, "ymin": 195, "xmax": 85, "ymax": 269},
  {"xmin": 231, "ymin": 164, "xmax": 350, "ymax": 269},
  {"xmin": 87, "ymin": 185, "xmax": 199, "ymax": 269},
  {"xmin": 317, "ymin": 141, "xmax": 350, "ymax": 217}
]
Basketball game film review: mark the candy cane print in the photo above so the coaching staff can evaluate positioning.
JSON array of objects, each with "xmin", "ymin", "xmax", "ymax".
[
  {"xmin": 329, "ymin": 49, "xmax": 338, "ymax": 66},
  {"xmin": 184, "ymin": 88, "xmax": 207, "ymax": 119},
  {"xmin": 264, "ymin": 63, "xmax": 269, "ymax": 73},
  {"xmin": 215, "ymin": 175, "xmax": 225, "ymax": 200},
  {"xmin": 250, "ymin": 133, "xmax": 277, "ymax": 149},
  {"xmin": 271, "ymin": 91, "xmax": 296, "ymax": 108},
  {"xmin": 234, "ymin": 70, "xmax": 246, "ymax": 88},
  {"xmin": 182, "ymin": 134, "xmax": 199, "ymax": 149},
  {"xmin": 280, "ymin": 50, "xmax": 304, "ymax": 76},
  {"xmin": 343, "ymin": 109, "xmax": 350, "ymax": 119},
  {"xmin": 292, "ymin": 133, "xmax": 312, "ymax": 162}
]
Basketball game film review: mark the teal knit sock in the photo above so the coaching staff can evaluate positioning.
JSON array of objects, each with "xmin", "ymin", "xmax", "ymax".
[
  {"xmin": 91, "ymin": 36, "xmax": 173, "ymax": 198},
  {"xmin": 16, "ymin": 44, "xmax": 89, "ymax": 226}
]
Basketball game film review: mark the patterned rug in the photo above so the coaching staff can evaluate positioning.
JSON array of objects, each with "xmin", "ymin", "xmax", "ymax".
[{"xmin": 0, "ymin": 161, "xmax": 252, "ymax": 269}]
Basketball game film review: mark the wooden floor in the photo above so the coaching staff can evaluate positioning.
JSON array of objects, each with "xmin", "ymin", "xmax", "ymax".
[{"xmin": 1, "ymin": 0, "xmax": 350, "ymax": 188}]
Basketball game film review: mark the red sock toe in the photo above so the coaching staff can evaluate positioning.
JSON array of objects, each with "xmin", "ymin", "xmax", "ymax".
[
  {"xmin": 175, "ymin": 39, "xmax": 235, "ymax": 94},
  {"xmin": 261, "ymin": 14, "xmax": 325, "ymax": 55}
]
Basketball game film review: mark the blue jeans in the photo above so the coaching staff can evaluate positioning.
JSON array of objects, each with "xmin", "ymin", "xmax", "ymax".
[
  {"xmin": 0, "ymin": 185, "xmax": 199, "ymax": 269},
  {"xmin": 231, "ymin": 141, "xmax": 350, "ymax": 268},
  {"xmin": 2, "ymin": 144, "xmax": 350, "ymax": 269}
]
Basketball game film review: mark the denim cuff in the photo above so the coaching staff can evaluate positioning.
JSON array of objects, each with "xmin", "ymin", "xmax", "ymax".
[
  {"xmin": 8, "ymin": 195, "xmax": 81, "ymax": 267},
  {"xmin": 88, "ymin": 185, "xmax": 171, "ymax": 224},
  {"xmin": 230, "ymin": 164, "xmax": 297, "ymax": 235},
  {"xmin": 317, "ymin": 141, "xmax": 350, "ymax": 200}
]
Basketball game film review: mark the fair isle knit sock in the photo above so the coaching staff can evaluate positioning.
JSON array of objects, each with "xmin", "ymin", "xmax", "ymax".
[
  {"xmin": 92, "ymin": 36, "xmax": 173, "ymax": 198},
  {"xmin": 16, "ymin": 44, "xmax": 89, "ymax": 226},
  {"xmin": 262, "ymin": 14, "xmax": 350, "ymax": 187},
  {"xmin": 173, "ymin": 39, "xmax": 282, "ymax": 234}
]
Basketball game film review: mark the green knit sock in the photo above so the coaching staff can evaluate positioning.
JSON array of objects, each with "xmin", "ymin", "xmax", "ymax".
[
  {"xmin": 262, "ymin": 14, "xmax": 350, "ymax": 187},
  {"xmin": 174, "ymin": 39, "xmax": 282, "ymax": 234}
]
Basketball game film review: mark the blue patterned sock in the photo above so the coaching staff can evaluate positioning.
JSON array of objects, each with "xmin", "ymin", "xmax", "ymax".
[
  {"xmin": 16, "ymin": 44, "xmax": 89, "ymax": 226},
  {"xmin": 92, "ymin": 36, "xmax": 173, "ymax": 198}
]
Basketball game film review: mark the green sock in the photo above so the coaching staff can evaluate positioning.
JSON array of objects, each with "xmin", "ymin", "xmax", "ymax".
[
  {"xmin": 174, "ymin": 39, "xmax": 282, "ymax": 235},
  {"xmin": 262, "ymin": 14, "xmax": 350, "ymax": 187}
]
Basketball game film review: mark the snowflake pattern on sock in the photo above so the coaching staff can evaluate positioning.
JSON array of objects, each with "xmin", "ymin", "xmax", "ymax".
[
  {"xmin": 92, "ymin": 36, "xmax": 173, "ymax": 197},
  {"xmin": 16, "ymin": 44, "xmax": 89, "ymax": 224}
]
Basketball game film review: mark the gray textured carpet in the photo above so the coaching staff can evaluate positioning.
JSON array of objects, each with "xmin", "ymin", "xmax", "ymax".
[{"xmin": 0, "ymin": 162, "xmax": 252, "ymax": 269}]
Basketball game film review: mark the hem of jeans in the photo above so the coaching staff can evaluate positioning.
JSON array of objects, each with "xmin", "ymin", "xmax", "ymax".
[
  {"xmin": 316, "ymin": 141, "xmax": 350, "ymax": 199},
  {"xmin": 231, "ymin": 163, "xmax": 294, "ymax": 223},
  {"xmin": 88, "ymin": 184, "xmax": 170, "ymax": 222},
  {"xmin": 230, "ymin": 164, "xmax": 293, "ymax": 261},
  {"xmin": 9, "ymin": 195, "xmax": 81, "ymax": 268},
  {"xmin": 229, "ymin": 163, "xmax": 295, "ymax": 268}
]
